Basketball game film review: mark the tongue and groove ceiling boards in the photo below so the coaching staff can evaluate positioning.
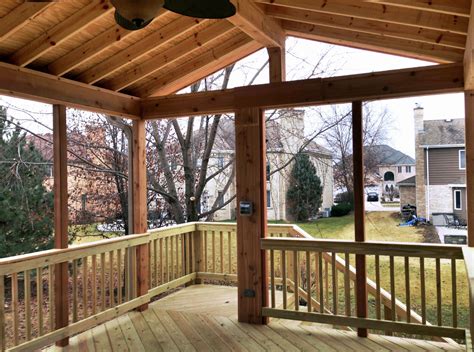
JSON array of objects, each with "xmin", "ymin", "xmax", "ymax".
[{"xmin": 0, "ymin": 0, "xmax": 468, "ymax": 108}]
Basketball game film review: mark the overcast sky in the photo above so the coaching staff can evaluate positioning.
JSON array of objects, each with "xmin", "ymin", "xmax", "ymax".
[{"xmin": 0, "ymin": 36, "xmax": 465, "ymax": 158}]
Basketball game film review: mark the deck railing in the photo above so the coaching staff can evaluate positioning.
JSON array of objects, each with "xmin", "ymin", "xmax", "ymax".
[{"xmin": 0, "ymin": 221, "xmax": 470, "ymax": 351}]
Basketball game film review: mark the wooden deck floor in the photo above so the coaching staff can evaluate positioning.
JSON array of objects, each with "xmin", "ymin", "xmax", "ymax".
[{"xmin": 44, "ymin": 285, "xmax": 464, "ymax": 352}]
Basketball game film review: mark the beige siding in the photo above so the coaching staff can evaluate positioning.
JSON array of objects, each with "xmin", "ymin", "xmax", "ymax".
[{"xmin": 426, "ymin": 148, "xmax": 465, "ymax": 185}]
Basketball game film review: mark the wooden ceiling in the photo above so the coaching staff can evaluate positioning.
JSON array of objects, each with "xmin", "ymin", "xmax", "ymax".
[{"xmin": 0, "ymin": 0, "xmax": 469, "ymax": 99}]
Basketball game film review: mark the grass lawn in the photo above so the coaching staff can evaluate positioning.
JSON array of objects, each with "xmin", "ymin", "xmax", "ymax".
[{"xmin": 294, "ymin": 212, "xmax": 468, "ymax": 330}]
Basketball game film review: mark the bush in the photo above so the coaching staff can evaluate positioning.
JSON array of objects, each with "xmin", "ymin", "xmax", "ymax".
[{"xmin": 331, "ymin": 202, "xmax": 352, "ymax": 217}]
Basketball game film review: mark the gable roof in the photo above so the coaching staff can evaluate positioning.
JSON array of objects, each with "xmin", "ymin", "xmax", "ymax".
[
  {"xmin": 366, "ymin": 144, "xmax": 415, "ymax": 166},
  {"xmin": 397, "ymin": 175, "xmax": 416, "ymax": 186},
  {"xmin": 420, "ymin": 119, "xmax": 465, "ymax": 146}
]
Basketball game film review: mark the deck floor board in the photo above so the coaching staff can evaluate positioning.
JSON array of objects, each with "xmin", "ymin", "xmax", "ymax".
[{"xmin": 43, "ymin": 284, "xmax": 465, "ymax": 352}]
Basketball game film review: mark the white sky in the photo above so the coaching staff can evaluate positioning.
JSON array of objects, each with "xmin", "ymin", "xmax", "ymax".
[{"xmin": 0, "ymin": 36, "xmax": 465, "ymax": 158}]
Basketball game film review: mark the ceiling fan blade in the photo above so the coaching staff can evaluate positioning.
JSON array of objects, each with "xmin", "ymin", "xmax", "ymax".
[{"xmin": 164, "ymin": 0, "xmax": 236, "ymax": 19}]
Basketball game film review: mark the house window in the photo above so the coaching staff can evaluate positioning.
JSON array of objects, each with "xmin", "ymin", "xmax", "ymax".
[
  {"xmin": 397, "ymin": 166, "xmax": 402, "ymax": 173},
  {"xmin": 266, "ymin": 161, "xmax": 270, "ymax": 181},
  {"xmin": 454, "ymin": 190, "xmax": 462, "ymax": 210},
  {"xmin": 217, "ymin": 191, "xmax": 224, "ymax": 208},
  {"xmin": 459, "ymin": 150, "xmax": 466, "ymax": 170},
  {"xmin": 267, "ymin": 189, "xmax": 271, "ymax": 208},
  {"xmin": 217, "ymin": 156, "xmax": 224, "ymax": 169},
  {"xmin": 384, "ymin": 171, "xmax": 395, "ymax": 181},
  {"xmin": 405, "ymin": 166, "xmax": 412, "ymax": 173}
]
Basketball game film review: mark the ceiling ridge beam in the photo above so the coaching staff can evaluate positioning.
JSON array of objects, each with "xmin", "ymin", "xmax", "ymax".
[
  {"xmin": 283, "ymin": 20, "xmax": 463, "ymax": 63},
  {"xmin": 9, "ymin": 0, "xmax": 113, "ymax": 67},
  {"xmin": 141, "ymin": 63, "xmax": 463, "ymax": 119},
  {"xmin": 365, "ymin": 0, "xmax": 471, "ymax": 17},
  {"xmin": 0, "ymin": 2, "xmax": 51, "ymax": 42},
  {"xmin": 228, "ymin": 0, "xmax": 286, "ymax": 47},
  {"xmin": 265, "ymin": 5, "xmax": 466, "ymax": 50},
  {"xmin": 255, "ymin": 0, "xmax": 469, "ymax": 35},
  {"xmin": 76, "ymin": 16, "xmax": 203, "ymax": 85},
  {"xmin": 134, "ymin": 32, "xmax": 262, "ymax": 97},
  {"xmin": 103, "ymin": 21, "xmax": 235, "ymax": 92},
  {"xmin": 0, "ymin": 62, "xmax": 141, "ymax": 119}
]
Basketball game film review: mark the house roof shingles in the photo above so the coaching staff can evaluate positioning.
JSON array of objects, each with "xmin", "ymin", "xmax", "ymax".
[
  {"xmin": 420, "ymin": 119, "xmax": 465, "ymax": 146},
  {"xmin": 366, "ymin": 145, "xmax": 415, "ymax": 166}
]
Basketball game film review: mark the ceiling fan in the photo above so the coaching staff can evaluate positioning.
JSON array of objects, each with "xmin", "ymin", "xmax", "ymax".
[{"xmin": 111, "ymin": 0, "xmax": 236, "ymax": 31}]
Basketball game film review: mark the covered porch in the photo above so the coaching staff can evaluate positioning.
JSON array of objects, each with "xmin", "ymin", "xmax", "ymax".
[{"xmin": 1, "ymin": 1, "xmax": 474, "ymax": 351}]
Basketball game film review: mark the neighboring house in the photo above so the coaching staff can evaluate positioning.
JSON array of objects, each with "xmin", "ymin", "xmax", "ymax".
[
  {"xmin": 365, "ymin": 145, "xmax": 415, "ymax": 199},
  {"xmin": 205, "ymin": 109, "xmax": 334, "ymax": 221},
  {"xmin": 399, "ymin": 106, "xmax": 466, "ymax": 222}
]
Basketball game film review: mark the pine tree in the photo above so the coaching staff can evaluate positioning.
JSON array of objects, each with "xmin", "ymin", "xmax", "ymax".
[
  {"xmin": 0, "ymin": 107, "xmax": 54, "ymax": 258},
  {"xmin": 286, "ymin": 153, "xmax": 323, "ymax": 222}
]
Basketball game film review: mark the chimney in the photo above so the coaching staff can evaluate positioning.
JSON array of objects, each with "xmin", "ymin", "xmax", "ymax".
[
  {"xmin": 279, "ymin": 108, "xmax": 305, "ymax": 154},
  {"xmin": 414, "ymin": 104, "xmax": 424, "ymax": 133}
]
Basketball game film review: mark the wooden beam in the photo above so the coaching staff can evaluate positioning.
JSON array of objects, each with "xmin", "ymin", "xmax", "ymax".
[
  {"xmin": 464, "ymin": 1, "xmax": 474, "ymax": 89},
  {"xmin": 284, "ymin": 20, "xmax": 463, "ymax": 63},
  {"xmin": 267, "ymin": 46, "xmax": 286, "ymax": 83},
  {"xmin": 466, "ymin": 92, "xmax": 474, "ymax": 247},
  {"xmin": 0, "ymin": 2, "xmax": 51, "ymax": 42},
  {"xmin": 76, "ymin": 16, "xmax": 202, "ymax": 85},
  {"xmin": 255, "ymin": 0, "xmax": 469, "ymax": 34},
  {"xmin": 229, "ymin": 0, "xmax": 286, "ymax": 47},
  {"xmin": 352, "ymin": 101, "xmax": 368, "ymax": 337},
  {"xmin": 9, "ymin": 0, "xmax": 112, "ymax": 67},
  {"xmin": 103, "ymin": 21, "xmax": 234, "ymax": 92},
  {"xmin": 235, "ymin": 107, "xmax": 268, "ymax": 324},
  {"xmin": 141, "ymin": 63, "xmax": 463, "ymax": 119},
  {"xmin": 132, "ymin": 120, "xmax": 148, "ymax": 310},
  {"xmin": 0, "ymin": 62, "xmax": 141, "ymax": 119},
  {"xmin": 48, "ymin": 9, "xmax": 167, "ymax": 77},
  {"xmin": 365, "ymin": 0, "xmax": 471, "ymax": 17},
  {"xmin": 265, "ymin": 5, "xmax": 466, "ymax": 50},
  {"xmin": 135, "ymin": 32, "xmax": 262, "ymax": 97},
  {"xmin": 53, "ymin": 105, "xmax": 69, "ymax": 347}
]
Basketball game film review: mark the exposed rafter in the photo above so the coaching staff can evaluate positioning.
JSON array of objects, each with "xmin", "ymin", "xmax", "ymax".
[
  {"xmin": 9, "ymin": 0, "xmax": 113, "ymax": 67},
  {"xmin": 264, "ymin": 5, "xmax": 466, "ymax": 49},
  {"xmin": 0, "ymin": 62, "xmax": 141, "ymax": 119},
  {"xmin": 134, "ymin": 32, "xmax": 262, "ymax": 97},
  {"xmin": 255, "ymin": 0, "xmax": 469, "ymax": 34},
  {"xmin": 76, "ymin": 16, "xmax": 202, "ymax": 85},
  {"xmin": 141, "ymin": 63, "xmax": 463, "ymax": 119},
  {"xmin": 284, "ymin": 20, "xmax": 464, "ymax": 63},
  {"xmin": 103, "ymin": 21, "xmax": 235, "ymax": 92},
  {"xmin": 464, "ymin": 1, "xmax": 474, "ymax": 89},
  {"xmin": 228, "ymin": 0, "xmax": 286, "ymax": 48},
  {"xmin": 0, "ymin": 2, "xmax": 51, "ymax": 42},
  {"xmin": 365, "ymin": 0, "xmax": 471, "ymax": 17}
]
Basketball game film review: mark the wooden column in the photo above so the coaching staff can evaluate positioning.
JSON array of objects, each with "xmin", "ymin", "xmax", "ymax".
[
  {"xmin": 267, "ymin": 46, "xmax": 286, "ymax": 83},
  {"xmin": 465, "ymin": 91, "xmax": 474, "ymax": 247},
  {"xmin": 236, "ymin": 107, "xmax": 268, "ymax": 324},
  {"xmin": 352, "ymin": 101, "xmax": 368, "ymax": 337},
  {"xmin": 53, "ymin": 104, "xmax": 69, "ymax": 347},
  {"xmin": 132, "ymin": 120, "xmax": 149, "ymax": 310}
]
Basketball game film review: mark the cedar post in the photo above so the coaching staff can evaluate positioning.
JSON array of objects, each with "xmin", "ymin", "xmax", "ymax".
[
  {"xmin": 466, "ymin": 91, "xmax": 474, "ymax": 247},
  {"xmin": 352, "ymin": 101, "xmax": 368, "ymax": 337},
  {"xmin": 53, "ymin": 105, "xmax": 69, "ymax": 347},
  {"xmin": 132, "ymin": 119, "xmax": 149, "ymax": 310},
  {"xmin": 236, "ymin": 107, "xmax": 268, "ymax": 324},
  {"xmin": 267, "ymin": 46, "xmax": 286, "ymax": 83}
]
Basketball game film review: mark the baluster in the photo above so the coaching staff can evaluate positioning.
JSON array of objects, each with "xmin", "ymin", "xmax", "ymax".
[
  {"xmin": 101, "ymin": 253, "xmax": 106, "ymax": 311},
  {"xmin": 324, "ymin": 259, "xmax": 329, "ymax": 311},
  {"xmin": 170, "ymin": 236, "xmax": 175, "ymax": 280},
  {"xmin": 176, "ymin": 235, "xmax": 180, "ymax": 277},
  {"xmin": 165, "ymin": 237, "xmax": 169, "ymax": 282},
  {"xmin": 153, "ymin": 239, "xmax": 158, "ymax": 287},
  {"xmin": 294, "ymin": 251, "xmax": 299, "ymax": 311},
  {"xmin": 318, "ymin": 252, "xmax": 323, "ymax": 313},
  {"xmin": 306, "ymin": 251, "xmax": 312, "ymax": 313},
  {"xmin": 331, "ymin": 253, "xmax": 337, "ymax": 314},
  {"xmin": 109, "ymin": 251, "xmax": 114, "ymax": 307},
  {"xmin": 420, "ymin": 257, "xmax": 426, "ymax": 324},
  {"xmin": 228, "ymin": 231, "xmax": 232, "ymax": 274},
  {"xmin": 389, "ymin": 256, "xmax": 395, "ymax": 321},
  {"xmin": 405, "ymin": 257, "xmax": 410, "ymax": 323},
  {"xmin": 375, "ymin": 255, "xmax": 381, "ymax": 320},
  {"xmin": 270, "ymin": 250, "xmax": 275, "ymax": 308},
  {"xmin": 148, "ymin": 243, "xmax": 152, "ymax": 287},
  {"xmin": 124, "ymin": 248, "xmax": 129, "ymax": 301},
  {"xmin": 83, "ymin": 257, "xmax": 88, "ymax": 317},
  {"xmin": 160, "ymin": 238, "xmax": 164, "ymax": 284},
  {"xmin": 72, "ymin": 260, "xmax": 78, "ymax": 322},
  {"xmin": 117, "ymin": 249, "xmax": 122, "ymax": 305},
  {"xmin": 12, "ymin": 273, "xmax": 18, "ymax": 345},
  {"xmin": 186, "ymin": 233, "xmax": 191, "ymax": 275},
  {"xmin": 48, "ymin": 265, "xmax": 54, "ymax": 332},
  {"xmin": 92, "ymin": 255, "xmax": 97, "ymax": 314},
  {"xmin": 220, "ymin": 231, "xmax": 224, "ymax": 273},
  {"xmin": 314, "ymin": 253, "xmax": 319, "ymax": 305},
  {"xmin": 452, "ymin": 258, "xmax": 458, "ymax": 328},
  {"xmin": 37, "ymin": 267, "xmax": 43, "ymax": 336},
  {"xmin": 436, "ymin": 258, "xmax": 442, "ymax": 326},
  {"xmin": 344, "ymin": 253, "xmax": 351, "ymax": 316},
  {"xmin": 25, "ymin": 270, "xmax": 31, "ymax": 340},
  {"xmin": 282, "ymin": 250, "xmax": 287, "ymax": 309},
  {"xmin": 204, "ymin": 231, "xmax": 208, "ymax": 272},
  {"xmin": 212, "ymin": 231, "xmax": 216, "ymax": 273},
  {"xmin": 191, "ymin": 233, "xmax": 195, "ymax": 274}
]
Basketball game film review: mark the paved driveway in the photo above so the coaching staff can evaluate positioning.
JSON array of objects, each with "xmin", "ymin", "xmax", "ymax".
[{"xmin": 365, "ymin": 200, "xmax": 399, "ymax": 212}]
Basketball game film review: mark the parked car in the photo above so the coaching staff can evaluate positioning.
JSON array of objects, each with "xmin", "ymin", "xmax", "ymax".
[{"xmin": 366, "ymin": 192, "xmax": 379, "ymax": 202}]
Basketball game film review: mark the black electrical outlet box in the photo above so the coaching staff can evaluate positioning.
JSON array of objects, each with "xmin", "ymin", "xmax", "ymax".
[
  {"xmin": 243, "ymin": 289, "xmax": 255, "ymax": 297},
  {"xmin": 239, "ymin": 201, "xmax": 253, "ymax": 216}
]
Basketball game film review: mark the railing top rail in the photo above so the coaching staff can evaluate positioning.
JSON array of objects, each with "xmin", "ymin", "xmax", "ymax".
[{"xmin": 261, "ymin": 237, "xmax": 464, "ymax": 259}]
